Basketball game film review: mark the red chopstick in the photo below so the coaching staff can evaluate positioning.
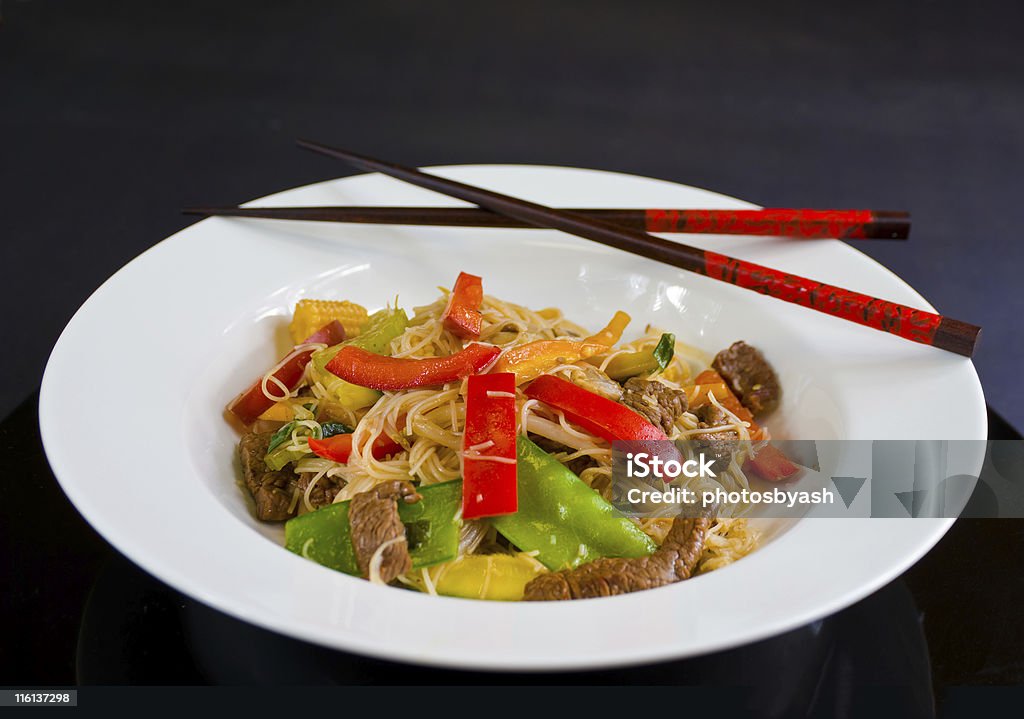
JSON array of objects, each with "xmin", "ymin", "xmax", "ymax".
[
  {"xmin": 294, "ymin": 140, "xmax": 980, "ymax": 357},
  {"xmin": 183, "ymin": 205, "xmax": 909, "ymax": 240}
]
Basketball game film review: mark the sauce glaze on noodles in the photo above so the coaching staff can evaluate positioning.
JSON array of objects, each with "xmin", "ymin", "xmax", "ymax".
[{"xmin": 293, "ymin": 290, "xmax": 759, "ymax": 582}]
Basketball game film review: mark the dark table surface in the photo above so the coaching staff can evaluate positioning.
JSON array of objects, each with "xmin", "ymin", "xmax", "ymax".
[
  {"xmin": 2, "ymin": 391, "xmax": 1022, "ymax": 708},
  {"xmin": 3, "ymin": 0, "xmax": 1023, "ymax": 708}
]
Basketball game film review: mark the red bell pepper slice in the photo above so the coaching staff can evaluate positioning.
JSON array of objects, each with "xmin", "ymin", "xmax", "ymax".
[
  {"xmin": 325, "ymin": 343, "xmax": 500, "ymax": 390},
  {"xmin": 301, "ymin": 321, "xmax": 347, "ymax": 346},
  {"xmin": 744, "ymin": 444, "xmax": 799, "ymax": 482},
  {"xmin": 308, "ymin": 432, "xmax": 404, "ymax": 464},
  {"xmin": 227, "ymin": 321, "xmax": 346, "ymax": 426},
  {"xmin": 524, "ymin": 374, "xmax": 670, "ymax": 443},
  {"xmin": 442, "ymin": 271, "xmax": 484, "ymax": 339},
  {"xmin": 525, "ymin": 375, "xmax": 686, "ymax": 481},
  {"xmin": 461, "ymin": 372, "xmax": 518, "ymax": 519}
]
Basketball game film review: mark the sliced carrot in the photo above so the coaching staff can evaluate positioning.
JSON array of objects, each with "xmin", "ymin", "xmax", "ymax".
[{"xmin": 684, "ymin": 369, "xmax": 762, "ymax": 440}]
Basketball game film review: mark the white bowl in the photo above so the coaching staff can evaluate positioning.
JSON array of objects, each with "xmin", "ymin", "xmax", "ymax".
[{"xmin": 40, "ymin": 165, "xmax": 986, "ymax": 670}]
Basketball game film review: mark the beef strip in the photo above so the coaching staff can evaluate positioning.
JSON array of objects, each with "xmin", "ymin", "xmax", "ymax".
[
  {"xmin": 711, "ymin": 341, "xmax": 781, "ymax": 416},
  {"xmin": 523, "ymin": 513, "xmax": 713, "ymax": 600},
  {"xmin": 296, "ymin": 472, "xmax": 345, "ymax": 510},
  {"xmin": 252, "ymin": 474, "xmax": 296, "ymax": 521},
  {"xmin": 691, "ymin": 404, "xmax": 740, "ymax": 474},
  {"xmin": 238, "ymin": 431, "xmax": 300, "ymax": 521},
  {"xmin": 348, "ymin": 480, "xmax": 422, "ymax": 583},
  {"xmin": 620, "ymin": 378, "xmax": 689, "ymax": 434}
]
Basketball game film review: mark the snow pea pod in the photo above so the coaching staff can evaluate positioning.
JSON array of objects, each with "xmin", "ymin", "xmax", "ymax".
[
  {"xmin": 285, "ymin": 479, "xmax": 462, "ymax": 575},
  {"xmin": 490, "ymin": 436, "xmax": 656, "ymax": 571}
]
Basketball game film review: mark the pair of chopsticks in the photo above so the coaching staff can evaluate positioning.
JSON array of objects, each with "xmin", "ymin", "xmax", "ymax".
[{"xmin": 186, "ymin": 141, "xmax": 979, "ymax": 356}]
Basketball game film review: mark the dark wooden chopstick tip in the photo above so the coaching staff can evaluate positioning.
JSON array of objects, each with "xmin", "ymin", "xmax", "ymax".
[
  {"xmin": 296, "ymin": 138, "xmax": 340, "ymax": 155},
  {"xmin": 863, "ymin": 211, "xmax": 911, "ymax": 240},
  {"xmin": 933, "ymin": 317, "xmax": 982, "ymax": 357}
]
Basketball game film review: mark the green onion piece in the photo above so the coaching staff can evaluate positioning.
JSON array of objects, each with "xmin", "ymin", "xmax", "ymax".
[
  {"xmin": 652, "ymin": 333, "xmax": 675, "ymax": 371},
  {"xmin": 600, "ymin": 333, "xmax": 677, "ymax": 381},
  {"xmin": 320, "ymin": 422, "xmax": 354, "ymax": 438},
  {"xmin": 267, "ymin": 421, "xmax": 299, "ymax": 453}
]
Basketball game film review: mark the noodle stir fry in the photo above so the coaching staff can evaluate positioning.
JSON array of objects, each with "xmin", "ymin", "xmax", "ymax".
[{"xmin": 228, "ymin": 272, "xmax": 794, "ymax": 600}]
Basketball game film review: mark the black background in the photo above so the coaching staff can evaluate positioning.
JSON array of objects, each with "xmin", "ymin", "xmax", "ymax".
[
  {"xmin": 2, "ymin": 0, "xmax": 1023, "ymax": 704},
  {"xmin": 3, "ymin": 0, "xmax": 1023, "ymax": 427}
]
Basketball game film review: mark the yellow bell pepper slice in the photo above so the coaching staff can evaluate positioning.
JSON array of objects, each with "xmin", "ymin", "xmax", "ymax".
[
  {"xmin": 585, "ymin": 310, "xmax": 631, "ymax": 346},
  {"xmin": 425, "ymin": 553, "xmax": 547, "ymax": 601},
  {"xmin": 491, "ymin": 340, "xmax": 608, "ymax": 384},
  {"xmin": 257, "ymin": 401, "xmax": 294, "ymax": 422}
]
